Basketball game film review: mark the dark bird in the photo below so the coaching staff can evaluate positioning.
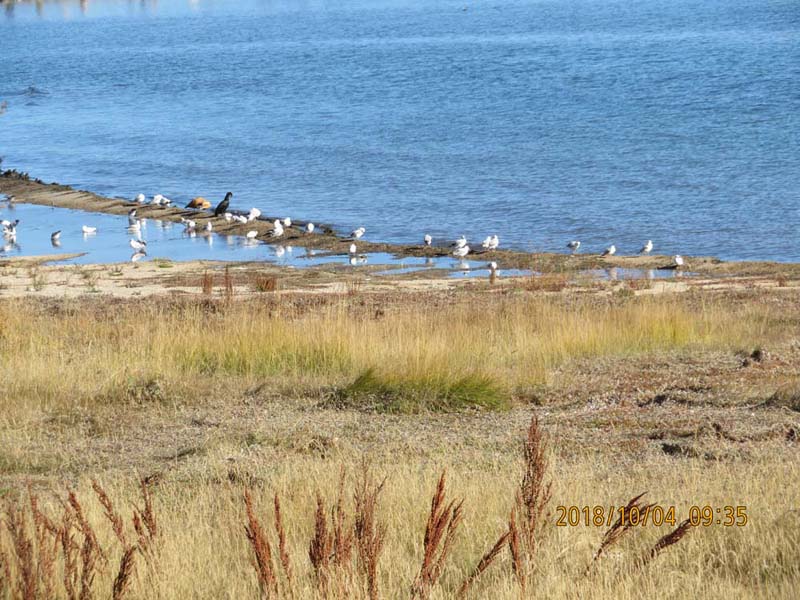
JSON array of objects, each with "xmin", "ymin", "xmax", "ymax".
[{"xmin": 214, "ymin": 192, "xmax": 232, "ymax": 217}]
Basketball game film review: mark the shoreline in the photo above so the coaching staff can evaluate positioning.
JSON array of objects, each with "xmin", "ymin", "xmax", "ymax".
[{"xmin": 3, "ymin": 169, "xmax": 800, "ymax": 278}]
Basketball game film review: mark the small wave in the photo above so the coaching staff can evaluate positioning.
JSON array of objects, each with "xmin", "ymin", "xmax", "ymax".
[{"xmin": 23, "ymin": 85, "xmax": 49, "ymax": 97}]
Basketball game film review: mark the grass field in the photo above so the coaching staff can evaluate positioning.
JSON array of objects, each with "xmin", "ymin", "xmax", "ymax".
[{"xmin": 1, "ymin": 287, "xmax": 799, "ymax": 598}]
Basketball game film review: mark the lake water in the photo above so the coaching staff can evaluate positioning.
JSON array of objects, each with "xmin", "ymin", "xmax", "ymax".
[
  {"xmin": 1, "ymin": 0, "xmax": 798, "ymax": 261},
  {"xmin": 1, "ymin": 197, "xmax": 522, "ymax": 275}
]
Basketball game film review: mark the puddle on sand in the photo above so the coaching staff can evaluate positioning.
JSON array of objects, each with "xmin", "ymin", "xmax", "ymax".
[
  {"xmin": 0, "ymin": 202, "xmax": 693, "ymax": 280},
  {"xmin": 0, "ymin": 201, "xmax": 388, "ymax": 267},
  {"xmin": 0, "ymin": 202, "xmax": 509, "ymax": 275},
  {"xmin": 581, "ymin": 267, "xmax": 692, "ymax": 281}
]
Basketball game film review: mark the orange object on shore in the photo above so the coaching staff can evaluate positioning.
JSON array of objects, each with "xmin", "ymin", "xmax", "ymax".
[{"xmin": 186, "ymin": 197, "xmax": 211, "ymax": 209}]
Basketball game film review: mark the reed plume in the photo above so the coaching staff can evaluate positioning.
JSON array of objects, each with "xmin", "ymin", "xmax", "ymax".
[
  {"xmin": 585, "ymin": 492, "xmax": 653, "ymax": 574},
  {"xmin": 354, "ymin": 461, "xmax": 386, "ymax": 600},
  {"xmin": 273, "ymin": 494, "xmax": 294, "ymax": 594},
  {"xmin": 5, "ymin": 504, "xmax": 37, "ymax": 600},
  {"xmin": 92, "ymin": 480, "xmax": 130, "ymax": 550},
  {"xmin": 111, "ymin": 546, "xmax": 137, "ymax": 600},
  {"xmin": 638, "ymin": 519, "xmax": 694, "ymax": 569},
  {"xmin": 243, "ymin": 488, "xmax": 279, "ymax": 598},
  {"xmin": 309, "ymin": 493, "xmax": 332, "ymax": 595},
  {"xmin": 508, "ymin": 414, "xmax": 552, "ymax": 592},
  {"xmin": 457, "ymin": 528, "xmax": 511, "ymax": 599},
  {"xmin": 411, "ymin": 471, "xmax": 464, "ymax": 600}
]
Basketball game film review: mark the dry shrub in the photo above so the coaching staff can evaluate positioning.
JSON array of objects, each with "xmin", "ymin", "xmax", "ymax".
[
  {"xmin": 627, "ymin": 277, "xmax": 653, "ymax": 291},
  {"xmin": 222, "ymin": 266, "xmax": 234, "ymax": 301},
  {"xmin": 200, "ymin": 271, "xmax": 213, "ymax": 296},
  {"xmin": 253, "ymin": 274, "xmax": 279, "ymax": 293},
  {"xmin": 346, "ymin": 279, "xmax": 363, "ymax": 296},
  {"xmin": 524, "ymin": 273, "xmax": 568, "ymax": 292}
]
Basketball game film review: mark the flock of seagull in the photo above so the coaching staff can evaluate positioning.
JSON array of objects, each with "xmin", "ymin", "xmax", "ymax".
[
  {"xmin": 443, "ymin": 234, "xmax": 683, "ymax": 269},
  {"xmin": 1, "ymin": 191, "xmax": 685, "ymax": 270}
]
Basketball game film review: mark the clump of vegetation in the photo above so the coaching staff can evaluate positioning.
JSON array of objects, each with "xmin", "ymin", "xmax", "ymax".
[
  {"xmin": 200, "ymin": 271, "xmax": 213, "ymax": 296},
  {"xmin": 252, "ymin": 274, "xmax": 279, "ymax": 293},
  {"xmin": 765, "ymin": 381, "xmax": 800, "ymax": 412},
  {"xmin": 524, "ymin": 273, "xmax": 569, "ymax": 292},
  {"xmin": 335, "ymin": 368, "xmax": 512, "ymax": 413},
  {"xmin": 0, "ymin": 479, "xmax": 158, "ymax": 600}
]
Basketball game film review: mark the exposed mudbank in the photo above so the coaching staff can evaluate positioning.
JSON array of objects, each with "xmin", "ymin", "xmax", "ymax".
[{"xmin": 3, "ymin": 170, "xmax": 800, "ymax": 277}]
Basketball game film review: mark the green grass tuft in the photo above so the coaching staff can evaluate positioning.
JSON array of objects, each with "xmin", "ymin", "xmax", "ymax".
[{"xmin": 334, "ymin": 367, "xmax": 512, "ymax": 413}]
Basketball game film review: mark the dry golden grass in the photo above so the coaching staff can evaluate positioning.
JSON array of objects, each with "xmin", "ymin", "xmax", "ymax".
[
  {"xmin": 0, "ymin": 292, "xmax": 783, "ymax": 417},
  {"xmin": 0, "ymin": 290, "xmax": 798, "ymax": 598},
  {"xmin": 1, "ymin": 418, "xmax": 797, "ymax": 599}
]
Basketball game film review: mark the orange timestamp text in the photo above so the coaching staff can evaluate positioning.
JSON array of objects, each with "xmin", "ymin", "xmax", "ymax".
[{"xmin": 555, "ymin": 505, "xmax": 748, "ymax": 527}]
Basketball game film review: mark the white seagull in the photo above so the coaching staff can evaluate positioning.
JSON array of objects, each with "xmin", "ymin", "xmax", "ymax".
[
  {"xmin": 2, "ymin": 219, "xmax": 19, "ymax": 237},
  {"xmin": 233, "ymin": 215, "xmax": 248, "ymax": 224},
  {"xmin": 674, "ymin": 255, "xmax": 684, "ymax": 267},
  {"xmin": 246, "ymin": 230, "xmax": 258, "ymax": 240},
  {"xmin": 283, "ymin": 217, "xmax": 292, "ymax": 227},
  {"xmin": 601, "ymin": 244, "xmax": 616, "ymax": 257},
  {"xmin": 82, "ymin": 225, "xmax": 97, "ymax": 235},
  {"xmin": 247, "ymin": 208, "xmax": 261, "ymax": 222},
  {"xmin": 351, "ymin": 227, "xmax": 365, "ymax": 239},
  {"xmin": 453, "ymin": 245, "xmax": 470, "ymax": 258},
  {"xmin": 134, "ymin": 193, "xmax": 145, "ymax": 204},
  {"xmin": 152, "ymin": 194, "xmax": 164, "ymax": 206},
  {"xmin": 640, "ymin": 240, "xmax": 653, "ymax": 254},
  {"xmin": 272, "ymin": 220, "xmax": 284, "ymax": 237},
  {"xmin": 454, "ymin": 235, "xmax": 467, "ymax": 249},
  {"xmin": 130, "ymin": 239, "xmax": 147, "ymax": 251},
  {"xmin": 567, "ymin": 240, "xmax": 581, "ymax": 254},
  {"xmin": 424, "ymin": 234, "xmax": 432, "ymax": 246},
  {"xmin": 224, "ymin": 212, "xmax": 233, "ymax": 222},
  {"xmin": 306, "ymin": 222, "xmax": 315, "ymax": 233},
  {"xmin": 481, "ymin": 235, "xmax": 499, "ymax": 250}
]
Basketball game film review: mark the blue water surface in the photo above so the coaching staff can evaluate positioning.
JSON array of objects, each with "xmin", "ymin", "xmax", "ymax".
[{"xmin": 1, "ymin": 0, "xmax": 798, "ymax": 260}]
